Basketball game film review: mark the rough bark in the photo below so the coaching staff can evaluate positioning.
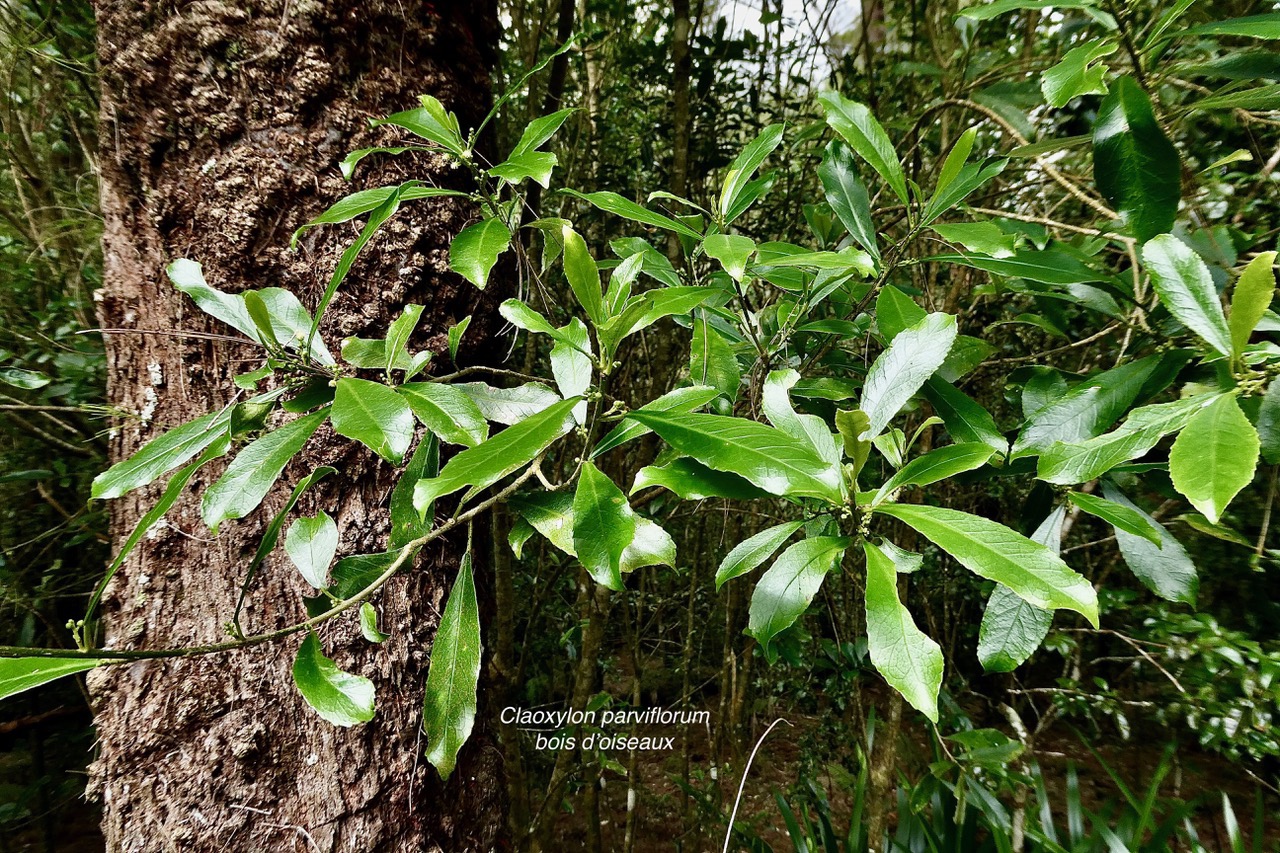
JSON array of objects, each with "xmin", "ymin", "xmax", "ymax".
[{"xmin": 88, "ymin": 2, "xmax": 506, "ymax": 850}]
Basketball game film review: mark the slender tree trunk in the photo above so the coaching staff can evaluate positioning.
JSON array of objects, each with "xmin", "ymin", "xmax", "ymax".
[
  {"xmin": 667, "ymin": 0, "xmax": 692, "ymax": 265},
  {"xmin": 88, "ymin": 2, "xmax": 507, "ymax": 849}
]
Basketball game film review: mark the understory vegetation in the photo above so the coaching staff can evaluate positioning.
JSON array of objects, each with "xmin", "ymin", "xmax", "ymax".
[{"xmin": 2, "ymin": 0, "xmax": 1280, "ymax": 850}]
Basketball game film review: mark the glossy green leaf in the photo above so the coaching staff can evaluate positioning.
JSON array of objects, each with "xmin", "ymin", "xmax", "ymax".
[
  {"xmin": 817, "ymin": 91, "xmax": 908, "ymax": 204},
  {"xmin": 921, "ymin": 159, "xmax": 1007, "ymax": 226},
  {"xmin": 691, "ymin": 315, "xmax": 740, "ymax": 404},
  {"xmin": 562, "ymin": 189, "xmax": 703, "ymax": 239},
  {"xmin": 454, "ymin": 381, "xmax": 560, "ymax": 424},
  {"xmin": 0, "ymin": 657, "xmax": 99, "ymax": 701},
  {"xmin": 1094, "ymin": 77, "xmax": 1181, "ymax": 243},
  {"xmin": 861, "ymin": 313, "xmax": 958, "ymax": 438},
  {"xmin": 448, "ymin": 316, "xmax": 471, "ymax": 362},
  {"xmin": 716, "ymin": 521, "xmax": 805, "ymax": 590},
  {"xmin": 293, "ymin": 631, "xmax": 375, "ymax": 727},
  {"xmin": 384, "ymin": 305, "xmax": 424, "ymax": 376},
  {"xmin": 1142, "ymin": 235, "xmax": 1232, "ymax": 355},
  {"xmin": 0, "ymin": 367, "xmax": 49, "ymax": 389},
  {"xmin": 513, "ymin": 107, "xmax": 577, "ymax": 154},
  {"xmin": 332, "ymin": 378, "xmax": 414, "ymax": 465},
  {"xmin": 562, "ymin": 225, "xmax": 606, "ymax": 325},
  {"xmin": 202, "ymin": 408, "xmax": 329, "ymax": 533},
  {"xmin": 449, "ymin": 218, "xmax": 511, "ymax": 290},
  {"xmin": 874, "ymin": 443, "xmax": 995, "ymax": 504},
  {"xmin": 340, "ymin": 336, "xmax": 430, "ymax": 375},
  {"xmin": 763, "ymin": 370, "xmax": 841, "ymax": 466},
  {"xmin": 1169, "ymin": 394, "xmax": 1259, "ymax": 523},
  {"xmin": 414, "ymin": 397, "xmax": 579, "ymax": 512},
  {"xmin": 864, "ymin": 540, "xmax": 944, "ymax": 722},
  {"xmin": 1101, "ymin": 484, "xmax": 1199, "ymax": 604},
  {"xmin": 977, "ymin": 506, "xmax": 1062, "ymax": 672},
  {"xmin": 1180, "ymin": 14, "xmax": 1280, "ymax": 39},
  {"xmin": 1228, "ymin": 251, "xmax": 1277, "ymax": 356},
  {"xmin": 551, "ymin": 319, "xmax": 592, "ymax": 424},
  {"xmin": 960, "ymin": 0, "xmax": 1098, "ymax": 21},
  {"xmin": 488, "ymin": 150, "xmax": 557, "ymax": 187},
  {"xmin": 1066, "ymin": 491, "xmax": 1161, "ymax": 545},
  {"xmin": 359, "ymin": 602, "xmax": 389, "ymax": 643},
  {"xmin": 876, "ymin": 286, "xmax": 927, "ymax": 341},
  {"xmin": 591, "ymin": 385, "xmax": 719, "ymax": 458},
  {"xmin": 423, "ymin": 552, "xmax": 481, "ymax": 779},
  {"xmin": 922, "ymin": 378, "xmax": 1008, "ymax": 455},
  {"xmin": 933, "ymin": 248, "xmax": 1107, "ymax": 285},
  {"xmin": 92, "ymin": 404, "xmax": 234, "ymax": 500},
  {"xmin": 748, "ymin": 536, "xmax": 850, "ymax": 657},
  {"xmin": 372, "ymin": 96, "xmax": 466, "ymax": 157},
  {"xmin": 573, "ymin": 461, "xmax": 635, "ymax": 590},
  {"xmin": 1041, "ymin": 39, "xmax": 1116, "ymax": 107},
  {"xmin": 625, "ymin": 410, "xmax": 844, "ymax": 503},
  {"xmin": 875, "ymin": 503, "xmax": 1098, "ymax": 624},
  {"xmin": 631, "ymin": 457, "xmax": 771, "ymax": 501},
  {"xmin": 703, "ymin": 234, "xmax": 756, "ymax": 281},
  {"xmin": 931, "ymin": 222, "xmax": 1018, "ymax": 259},
  {"xmin": 391, "ymin": 434, "xmax": 439, "ymax": 548},
  {"xmin": 819, "ymin": 140, "xmax": 880, "ymax": 262},
  {"xmin": 285, "ymin": 511, "xmax": 339, "ymax": 589},
  {"xmin": 292, "ymin": 186, "xmax": 467, "ymax": 246},
  {"xmin": 835, "ymin": 409, "xmax": 873, "ymax": 477},
  {"xmin": 398, "ymin": 383, "xmax": 489, "ymax": 447},
  {"xmin": 510, "ymin": 491, "xmax": 576, "ymax": 556},
  {"xmin": 720, "ymin": 124, "xmax": 784, "ymax": 221},
  {"xmin": 1257, "ymin": 379, "xmax": 1280, "ymax": 465}
]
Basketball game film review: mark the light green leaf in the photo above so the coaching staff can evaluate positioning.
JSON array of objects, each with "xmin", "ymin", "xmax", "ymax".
[
  {"xmin": 332, "ymin": 378, "xmax": 414, "ymax": 465},
  {"xmin": 1041, "ymin": 39, "xmax": 1116, "ymax": 107},
  {"xmin": 1180, "ymin": 14, "xmax": 1280, "ymax": 39},
  {"xmin": 423, "ymin": 552, "xmax": 481, "ymax": 778},
  {"xmin": 92, "ymin": 404, "xmax": 234, "ymax": 500},
  {"xmin": 763, "ymin": 369, "xmax": 841, "ymax": 466},
  {"xmin": 359, "ymin": 602, "xmax": 389, "ymax": 643},
  {"xmin": 720, "ymin": 124, "xmax": 784, "ymax": 222},
  {"xmin": 0, "ymin": 367, "xmax": 49, "ymax": 389},
  {"xmin": 625, "ymin": 410, "xmax": 845, "ymax": 503},
  {"xmin": 372, "ymin": 97, "xmax": 466, "ymax": 157},
  {"xmin": 1228, "ymin": 251, "xmax": 1277, "ymax": 356},
  {"xmin": 835, "ymin": 409, "xmax": 873, "ymax": 477},
  {"xmin": 551, "ymin": 319, "xmax": 593, "ymax": 424},
  {"xmin": 819, "ymin": 140, "xmax": 880, "ymax": 262},
  {"xmin": 1101, "ymin": 483, "xmax": 1199, "ymax": 604},
  {"xmin": 875, "ymin": 503, "xmax": 1098, "ymax": 624},
  {"xmin": 292, "ymin": 631, "xmax": 375, "ymax": 727},
  {"xmin": 414, "ymin": 397, "xmax": 579, "ymax": 512},
  {"xmin": 631, "ymin": 457, "xmax": 771, "ymax": 501},
  {"xmin": 592, "ymin": 386, "xmax": 720, "ymax": 458},
  {"xmin": 621, "ymin": 517, "xmax": 676, "ymax": 574},
  {"xmin": 510, "ymin": 491, "xmax": 576, "ymax": 556},
  {"xmin": 0, "ymin": 657, "xmax": 99, "ymax": 701},
  {"xmin": 921, "ymin": 159, "xmax": 1007, "ymax": 226},
  {"xmin": 391, "ymin": 434, "xmax": 439, "ymax": 548},
  {"xmin": 398, "ymin": 383, "xmax": 489, "ymax": 448},
  {"xmin": 513, "ymin": 107, "xmax": 577, "ymax": 154},
  {"xmin": 1094, "ymin": 77, "xmax": 1181, "ymax": 243},
  {"xmin": 762, "ymin": 248, "xmax": 875, "ymax": 275},
  {"xmin": 1066, "ymin": 491, "xmax": 1161, "ymax": 546},
  {"xmin": 292, "ymin": 185, "xmax": 467, "ymax": 246},
  {"xmin": 874, "ymin": 443, "xmax": 995, "ymax": 505},
  {"xmin": 748, "ymin": 537, "xmax": 850, "ymax": 657},
  {"xmin": 454, "ymin": 381, "xmax": 560, "ymax": 425},
  {"xmin": 340, "ymin": 336, "xmax": 429, "ymax": 375},
  {"xmin": 691, "ymin": 315, "xmax": 740, "ymax": 404},
  {"xmin": 573, "ymin": 461, "xmax": 636, "ymax": 590},
  {"xmin": 977, "ymin": 507, "xmax": 1063, "ymax": 672},
  {"xmin": 817, "ymin": 91, "xmax": 908, "ymax": 204},
  {"xmin": 960, "ymin": 0, "xmax": 1098, "ymax": 22},
  {"xmin": 703, "ymin": 234, "xmax": 756, "ymax": 281},
  {"xmin": 562, "ymin": 225, "xmax": 607, "ymax": 325},
  {"xmin": 1142, "ymin": 235, "xmax": 1232, "ymax": 355},
  {"xmin": 1169, "ymin": 394, "xmax": 1259, "ymax": 523},
  {"xmin": 932, "ymin": 247, "xmax": 1107, "ymax": 285},
  {"xmin": 448, "ymin": 315, "xmax": 471, "ymax": 362},
  {"xmin": 716, "ymin": 521, "xmax": 805, "ymax": 589},
  {"xmin": 934, "ymin": 128, "xmax": 977, "ymax": 204},
  {"xmin": 862, "ymin": 313, "xmax": 958, "ymax": 438},
  {"xmin": 449, "ymin": 218, "xmax": 511, "ymax": 290},
  {"xmin": 876, "ymin": 286, "xmax": 927, "ymax": 341},
  {"xmin": 488, "ymin": 150, "xmax": 557, "ymax": 187},
  {"xmin": 562, "ymin": 189, "xmax": 703, "ymax": 239},
  {"xmin": 285, "ymin": 511, "xmax": 339, "ymax": 589},
  {"xmin": 864, "ymin": 540, "xmax": 944, "ymax": 721},
  {"xmin": 384, "ymin": 305, "xmax": 424, "ymax": 376},
  {"xmin": 931, "ymin": 222, "xmax": 1018, "ymax": 259},
  {"xmin": 201, "ymin": 408, "xmax": 329, "ymax": 533}
]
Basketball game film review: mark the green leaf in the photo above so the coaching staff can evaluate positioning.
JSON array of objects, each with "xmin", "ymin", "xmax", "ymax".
[
  {"xmin": 372, "ymin": 97, "xmax": 467, "ymax": 157},
  {"xmin": 1169, "ymin": 394, "xmax": 1259, "ymax": 523},
  {"xmin": 864, "ymin": 540, "xmax": 944, "ymax": 722},
  {"xmin": 292, "ymin": 186, "xmax": 468, "ymax": 246},
  {"xmin": 921, "ymin": 159, "xmax": 1008, "ymax": 226},
  {"xmin": 861, "ymin": 313, "xmax": 958, "ymax": 438},
  {"xmin": 0, "ymin": 367, "xmax": 50, "ymax": 389},
  {"xmin": 1228, "ymin": 251, "xmax": 1277, "ymax": 356},
  {"xmin": 414, "ymin": 397, "xmax": 579, "ymax": 511},
  {"xmin": 978, "ymin": 507, "xmax": 1063, "ymax": 672},
  {"xmin": 932, "ymin": 248, "xmax": 1108, "ymax": 285},
  {"xmin": 875, "ymin": 503, "xmax": 1098, "ymax": 624},
  {"xmin": 551, "ymin": 319, "xmax": 593, "ymax": 423},
  {"xmin": 592, "ymin": 386, "xmax": 720, "ymax": 458},
  {"xmin": 562, "ymin": 226, "xmax": 607, "ymax": 325},
  {"xmin": 449, "ymin": 218, "xmax": 511, "ymax": 289},
  {"xmin": 562, "ymin": 189, "xmax": 703, "ymax": 239},
  {"xmin": 285, "ymin": 511, "xmax": 339, "ymax": 589},
  {"xmin": 923, "ymin": 378, "xmax": 1008, "ymax": 455},
  {"xmin": 201, "ymin": 408, "xmax": 329, "ymax": 533},
  {"xmin": 359, "ymin": 602, "xmax": 389, "ymax": 643},
  {"xmin": 454, "ymin": 381, "xmax": 560, "ymax": 424},
  {"xmin": 1066, "ymin": 492, "xmax": 1161, "ymax": 545},
  {"xmin": 1012, "ymin": 354, "xmax": 1166, "ymax": 457},
  {"xmin": 716, "ymin": 521, "xmax": 805, "ymax": 589},
  {"xmin": 510, "ymin": 492, "xmax": 576, "ymax": 556},
  {"xmin": 835, "ymin": 409, "xmax": 873, "ymax": 477},
  {"xmin": 876, "ymin": 286, "xmax": 927, "ymax": 341},
  {"xmin": 621, "ymin": 517, "xmax": 677, "ymax": 574},
  {"xmin": 931, "ymin": 222, "xmax": 1018, "ymax": 259},
  {"xmin": 762, "ymin": 248, "xmax": 874, "ymax": 275},
  {"xmin": 1257, "ymin": 379, "xmax": 1280, "ymax": 465},
  {"xmin": 1101, "ymin": 484, "xmax": 1199, "ymax": 604},
  {"xmin": 1041, "ymin": 39, "xmax": 1116, "ymax": 107},
  {"xmin": 691, "ymin": 315, "xmax": 741, "ymax": 404},
  {"xmin": 448, "ymin": 315, "xmax": 471, "ymax": 362},
  {"xmin": 631, "ymin": 457, "xmax": 771, "ymax": 501},
  {"xmin": 423, "ymin": 552, "xmax": 482, "ymax": 778},
  {"xmin": 1094, "ymin": 77, "xmax": 1181, "ymax": 243},
  {"xmin": 1142, "ymin": 235, "xmax": 1232, "ymax": 355},
  {"xmin": 513, "ymin": 107, "xmax": 577, "ymax": 155},
  {"xmin": 720, "ymin": 124, "xmax": 784, "ymax": 222},
  {"xmin": 92, "ymin": 405, "xmax": 234, "ymax": 500},
  {"xmin": 748, "ymin": 537, "xmax": 850, "ymax": 657},
  {"xmin": 384, "ymin": 305, "xmax": 424, "ymax": 376},
  {"xmin": 763, "ymin": 370, "xmax": 842, "ymax": 466},
  {"xmin": 488, "ymin": 150, "xmax": 557, "ymax": 187},
  {"xmin": 703, "ymin": 234, "xmax": 756, "ymax": 281},
  {"xmin": 572, "ymin": 461, "xmax": 636, "ymax": 591},
  {"xmin": 817, "ymin": 91, "xmax": 909, "ymax": 204},
  {"xmin": 1038, "ymin": 393, "xmax": 1217, "ymax": 484},
  {"xmin": 332, "ymin": 378, "xmax": 414, "ymax": 465},
  {"xmin": 391, "ymin": 434, "xmax": 439, "ymax": 548},
  {"xmin": 340, "ymin": 336, "xmax": 430, "ymax": 375},
  {"xmin": 960, "ymin": 0, "xmax": 1098, "ymax": 21},
  {"xmin": 874, "ymin": 443, "xmax": 995, "ymax": 505},
  {"xmin": 1180, "ymin": 14, "xmax": 1280, "ymax": 39},
  {"xmin": 398, "ymin": 383, "xmax": 489, "ymax": 447},
  {"xmin": 292, "ymin": 631, "xmax": 375, "ymax": 727},
  {"xmin": 625, "ymin": 410, "xmax": 845, "ymax": 503},
  {"xmin": 819, "ymin": 140, "xmax": 880, "ymax": 263},
  {"xmin": 0, "ymin": 657, "xmax": 99, "ymax": 701}
]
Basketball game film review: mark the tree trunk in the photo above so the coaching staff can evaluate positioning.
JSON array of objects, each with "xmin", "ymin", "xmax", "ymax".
[{"xmin": 87, "ymin": 2, "xmax": 506, "ymax": 850}]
